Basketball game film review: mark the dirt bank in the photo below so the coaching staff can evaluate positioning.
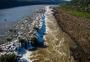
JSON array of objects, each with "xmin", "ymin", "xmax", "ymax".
[
  {"xmin": 30, "ymin": 6, "xmax": 75, "ymax": 62},
  {"xmin": 54, "ymin": 8, "xmax": 90, "ymax": 62}
]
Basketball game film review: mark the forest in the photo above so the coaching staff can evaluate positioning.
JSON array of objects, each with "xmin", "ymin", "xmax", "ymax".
[{"xmin": 70, "ymin": 0, "xmax": 90, "ymax": 12}]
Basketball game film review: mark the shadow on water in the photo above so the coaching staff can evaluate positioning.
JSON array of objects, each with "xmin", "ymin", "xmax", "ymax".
[
  {"xmin": 33, "ymin": 14, "xmax": 47, "ymax": 48},
  {"xmin": 17, "ymin": 47, "xmax": 26, "ymax": 55}
]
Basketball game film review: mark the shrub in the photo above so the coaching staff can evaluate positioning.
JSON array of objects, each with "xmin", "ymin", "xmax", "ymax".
[{"xmin": 0, "ymin": 53, "xmax": 16, "ymax": 62}]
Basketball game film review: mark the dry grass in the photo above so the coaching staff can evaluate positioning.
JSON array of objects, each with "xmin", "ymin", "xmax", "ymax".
[{"xmin": 54, "ymin": 8, "xmax": 90, "ymax": 62}]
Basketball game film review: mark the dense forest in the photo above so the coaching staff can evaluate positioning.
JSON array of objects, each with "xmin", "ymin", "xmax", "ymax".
[{"xmin": 70, "ymin": 0, "xmax": 90, "ymax": 12}]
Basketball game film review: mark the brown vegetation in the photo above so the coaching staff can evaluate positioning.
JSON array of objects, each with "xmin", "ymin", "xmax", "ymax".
[{"xmin": 54, "ymin": 8, "xmax": 90, "ymax": 62}]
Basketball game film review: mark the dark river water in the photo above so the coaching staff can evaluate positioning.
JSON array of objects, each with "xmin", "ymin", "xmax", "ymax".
[{"xmin": 0, "ymin": 5, "xmax": 48, "ymax": 35}]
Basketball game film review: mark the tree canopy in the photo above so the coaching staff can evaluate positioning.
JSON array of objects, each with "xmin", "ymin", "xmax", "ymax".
[{"xmin": 71, "ymin": 0, "xmax": 90, "ymax": 12}]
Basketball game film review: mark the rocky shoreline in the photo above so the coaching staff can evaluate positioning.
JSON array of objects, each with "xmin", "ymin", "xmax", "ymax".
[{"xmin": 0, "ymin": 8, "xmax": 46, "ymax": 62}]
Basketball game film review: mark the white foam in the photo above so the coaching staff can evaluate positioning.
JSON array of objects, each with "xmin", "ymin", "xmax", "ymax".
[{"xmin": 22, "ymin": 50, "xmax": 32, "ymax": 62}]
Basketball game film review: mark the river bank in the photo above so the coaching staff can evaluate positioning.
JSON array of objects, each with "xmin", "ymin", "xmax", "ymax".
[
  {"xmin": 54, "ymin": 7, "xmax": 90, "ymax": 62},
  {"xmin": 29, "ymin": 6, "xmax": 74, "ymax": 62}
]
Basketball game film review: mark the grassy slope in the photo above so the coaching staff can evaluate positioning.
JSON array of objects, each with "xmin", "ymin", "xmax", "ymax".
[
  {"xmin": 54, "ymin": 6, "xmax": 90, "ymax": 62},
  {"xmin": 60, "ymin": 6, "xmax": 90, "ymax": 19}
]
